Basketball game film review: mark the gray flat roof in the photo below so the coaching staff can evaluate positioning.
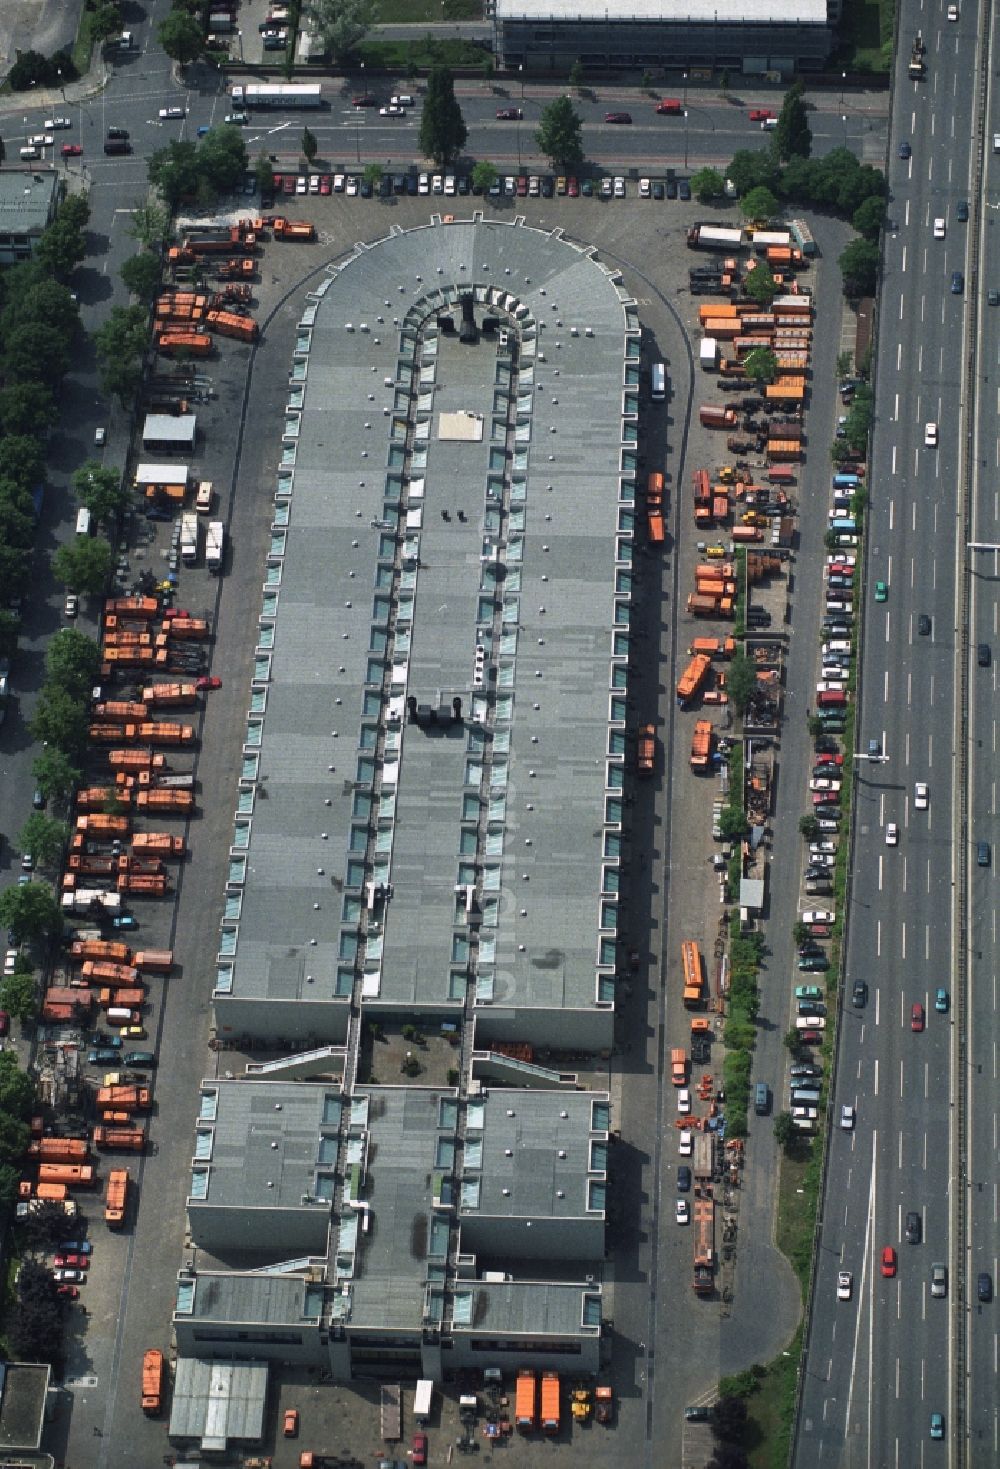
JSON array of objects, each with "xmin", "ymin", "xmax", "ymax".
[
  {"xmin": 464, "ymin": 1089, "xmax": 609, "ymax": 1220},
  {"xmin": 222, "ymin": 217, "xmax": 633, "ymax": 1024},
  {"xmin": 452, "ymin": 1280, "xmax": 600, "ymax": 1339},
  {"xmin": 0, "ymin": 170, "xmax": 59, "ymax": 235},
  {"xmin": 494, "ymin": 0, "xmax": 827, "ymax": 19},
  {"xmin": 178, "ymin": 1269, "xmax": 320, "ymax": 1326},
  {"xmin": 0, "ymin": 1363, "xmax": 49, "ymax": 1451},
  {"xmin": 193, "ymin": 1079, "xmax": 341, "ymax": 1211},
  {"xmin": 342, "ymin": 1087, "xmax": 451, "ymax": 1328}
]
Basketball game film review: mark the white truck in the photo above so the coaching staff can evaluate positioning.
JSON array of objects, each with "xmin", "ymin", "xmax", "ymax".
[
  {"xmin": 205, "ymin": 520, "xmax": 224, "ymax": 574},
  {"xmin": 180, "ymin": 511, "xmax": 199, "ymax": 564}
]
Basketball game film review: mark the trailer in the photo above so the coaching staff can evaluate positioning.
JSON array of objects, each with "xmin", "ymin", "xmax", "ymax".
[
  {"xmin": 687, "ymin": 224, "xmax": 744, "ymax": 252},
  {"xmin": 380, "ymin": 1384, "xmax": 401, "ymax": 1441},
  {"xmin": 230, "ymin": 82, "xmax": 323, "ymax": 109},
  {"xmin": 205, "ymin": 520, "xmax": 225, "ymax": 573}
]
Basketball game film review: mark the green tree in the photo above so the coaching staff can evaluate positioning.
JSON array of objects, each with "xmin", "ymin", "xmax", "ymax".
[
  {"xmin": 148, "ymin": 138, "xmax": 201, "ymax": 207},
  {"xmin": 126, "ymin": 202, "xmax": 173, "ymax": 250},
  {"xmin": 640, "ymin": 70, "xmax": 653, "ymax": 91},
  {"xmin": 30, "ymin": 687, "xmax": 90, "ymax": 759},
  {"xmin": 726, "ymin": 148, "xmax": 780, "ymax": 199},
  {"xmin": 2, "ymin": 323, "xmax": 71, "ymax": 388},
  {"xmin": 0, "ymin": 1111, "xmax": 29, "ymax": 1165},
  {"xmin": 472, "ymin": 161, "xmax": 498, "ymax": 194},
  {"xmin": 302, "ymin": 126, "xmax": 318, "ymax": 168},
  {"xmin": 725, "ymin": 650, "xmax": 757, "ymax": 713},
  {"xmin": 0, "ymin": 969, "xmax": 34, "ymax": 1023},
  {"xmin": 0, "ymin": 382, "xmax": 56, "ymax": 437},
  {"xmin": 73, "ymin": 460, "xmax": 129, "ymax": 526},
  {"xmin": 569, "ymin": 58, "xmax": 584, "ymax": 90},
  {"xmin": 197, "ymin": 125, "xmax": 248, "ymax": 195},
  {"xmin": 742, "ymin": 346, "xmax": 777, "ymax": 385},
  {"xmin": 51, "ymin": 537, "xmax": 113, "ymax": 598},
  {"xmin": 0, "ymin": 882, "xmax": 62, "ymax": 948},
  {"xmin": 852, "ymin": 195, "xmax": 885, "ymax": 242},
  {"xmin": 0, "ymin": 610, "xmax": 21, "ymax": 660},
  {"xmin": 839, "ymin": 237, "xmax": 879, "ymax": 297},
  {"xmin": 792, "ymin": 920, "xmax": 811, "ymax": 947},
  {"xmin": 46, "ymin": 627, "xmax": 102, "ymax": 699},
  {"xmin": 836, "ymin": 350, "xmax": 854, "ymax": 378},
  {"xmin": 364, "ymin": 163, "xmax": 384, "ymax": 190},
  {"xmin": 158, "ymin": 9, "xmax": 203, "ymax": 65},
  {"xmin": 712, "ymin": 1393, "xmax": 750, "ymax": 1443},
  {"xmin": 691, "ymin": 166, "xmax": 726, "ymax": 203},
  {"xmin": 719, "ymin": 806, "xmax": 748, "ymax": 840},
  {"xmin": 740, "ymin": 185, "xmax": 779, "ymax": 222},
  {"xmin": 2, "ymin": 277, "xmax": 80, "ymax": 339},
  {"xmin": 775, "ymin": 80, "xmax": 812, "ymax": 162},
  {"xmin": 32, "ymin": 746, "xmax": 81, "ymax": 806},
  {"xmin": 34, "ymin": 217, "xmax": 87, "ymax": 281},
  {"xmin": 0, "ymin": 1051, "xmax": 34, "ymax": 1116},
  {"xmin": 94, "ymin": 304, "xmax": 148, "ymax": 406},
  {"xmin": 18, "ymin": 813, "xmax": 68, "ymax": 870},
  {"xmin": 120, "ymin": 251, "xmax": 162, "ymax": 304},
  {"xmin": 58, "ymin": 194, "xmax": 90, "ymax": 232},
  {"xmin": 784, "ymin": 1026, "xmax": 803, "ymax": 1055},
  {"xmin": 91, "ymin": 3, "xmax": 125, "ymax": 42},
  {"xmin": 255, "ymin": 152, "xmax": 275, "ymax": 196},
  {"xmin": 0, "ymin": 497, "xmax": 36, "ymax": 555},
  {"xmin": 0, "ymin": 545, "xmax": 32, "ymax": 599},
  {"xmin": 798, "ymin": 816, "xmax": 819, "ymax": 842},
  {"xmin": 419, "ymin": 67, "xmax": 468, "ymax": 167},
  {"xmin": 742, "ymin": 261, "xmax": 780, "ymax": 306},
  {"xmin": 306, "ymin": 0, "xmax": 373, "ymax": 62},
  {"xmin": 535, "ymin": 94, "xmax": 584, "ymax": 169},
  {"xmin": 0, "ymin": 436, "xmax": 45, "ymax": 494}
]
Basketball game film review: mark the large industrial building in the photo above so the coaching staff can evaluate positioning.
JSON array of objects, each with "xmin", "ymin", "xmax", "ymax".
[
  {"xmin": 490, "ymin": 0, "xmax": 839, "ymax": 76},
  {"xmin": 178, "ymin": 216, "xmax": 641, "ymax": 1382}
]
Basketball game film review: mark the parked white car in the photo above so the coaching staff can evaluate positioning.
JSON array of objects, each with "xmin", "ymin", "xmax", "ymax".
[{"xmin": 914, "ymin": 782, "xmax": 929, "ymax": 810}]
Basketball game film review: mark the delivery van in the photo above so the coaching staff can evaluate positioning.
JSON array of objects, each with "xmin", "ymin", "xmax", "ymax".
[
  {"xmin": 75, "ymin": 507, "xmax": 92, "ymax": 536},
  {"xmin": 817, "ymin": 689, "xmax": 847, "ymax": 708}
]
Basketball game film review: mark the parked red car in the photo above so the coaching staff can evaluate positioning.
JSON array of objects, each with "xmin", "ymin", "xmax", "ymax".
[
  {"xmin": 412, "ymin": 1433, "xmax": 428, "ymax": 1466},
  {"xmin": 196, "ymin": 675, "xmax": 222, "ymax": 691},
  {"xmin": 495, "ymin": 107, "xmax": 522, "ymax": 120},
  {"xmin": 54, "ymin": 1253, "xmax": 90, "ymax": 1270},
  {"xmin": 749, "ymin": 108, "xmax": 774, "ymax": 122},
  {"xmin": 61, "ymin": 144, "xmax": 83, "ymax": 157}
]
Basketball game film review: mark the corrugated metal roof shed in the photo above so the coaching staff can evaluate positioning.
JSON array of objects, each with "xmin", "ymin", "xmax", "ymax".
[
  {"xmin": 168, "ymin": 1358, "xmax": 268, "ymax": 1449},
  {"xmin": 142, "ymin": 413, "xmax": 197, "ymax": 446}
]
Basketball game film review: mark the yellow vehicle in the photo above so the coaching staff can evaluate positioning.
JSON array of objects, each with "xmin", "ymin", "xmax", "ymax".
[
  {"xmin": 705, "ymin": 544, "xmax": 726, "ymax": 558},
  {"xmin": 717, "ymin": 466, "xmax": 737, "ymax": 483},
  {"xmin": 571, "ymin": 1387, "xmax": 591, "ymax": 1422}
]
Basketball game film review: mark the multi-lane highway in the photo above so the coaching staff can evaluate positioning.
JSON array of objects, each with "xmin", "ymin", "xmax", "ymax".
[{"xmin": 794, "ymin": 1, "xmax": 994, "ymax": 1464}]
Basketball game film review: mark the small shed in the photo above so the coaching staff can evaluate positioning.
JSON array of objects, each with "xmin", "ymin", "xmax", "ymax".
[{"xmin": 142, "ymin": 413, "xmax": 197, "ymax": 453}]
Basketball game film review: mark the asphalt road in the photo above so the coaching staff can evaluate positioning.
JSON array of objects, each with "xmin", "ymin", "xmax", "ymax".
[
  {"xmin": 965, "ymin": 3, "xmax": 1000, "ymax": 1458},
  {"xmin": 793, "ymin": 2, "xmax": 989, "ymax": 1464}
]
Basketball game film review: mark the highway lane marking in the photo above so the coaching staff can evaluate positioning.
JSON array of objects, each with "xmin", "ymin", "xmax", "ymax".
[
  {"xmin": 876, "ymin": 921, "xmax": 882, "ymax": 959},
  {"xmin": 890, "ymin": 499, "xmax": 896, "ymax": 530},
  {"xmin": 891, "ymin": 443, "xmax": 897, "ymax": 476},
  {"xmin": 844, "ymin": 1132, "xmax": 877, "ymax": 1448},
  {"xmin": 902, "ymin": 855, "xmax": 908, "ymax": 893},
  {"xmin": 901, "ymin": 922, "xmax": 907, "ymax": 961},
  {"xmin": 896, "ymin": 340, "xmax": 902, "ymax": 372},
  {"xmin": 874, "ymin": 1056, "xmax": 880, "ymax": 1095},
  {"xmin": 893, "ymin": 391, "xmax": 900, "ymax": 420}
]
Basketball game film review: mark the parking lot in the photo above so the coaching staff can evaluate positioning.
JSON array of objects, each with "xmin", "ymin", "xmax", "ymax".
[{"xmin": 39, "ymin": 178, "xmax": 857, "ymax": 1469}]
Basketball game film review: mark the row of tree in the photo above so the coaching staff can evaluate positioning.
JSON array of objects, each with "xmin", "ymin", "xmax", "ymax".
[{"xmin": 0, "ymin": 194, "xmax": 90, "ymax": 618}]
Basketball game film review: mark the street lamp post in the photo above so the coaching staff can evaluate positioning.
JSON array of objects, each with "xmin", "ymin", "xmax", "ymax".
[
  {"xmin": 842, "ymin": 113, "xmax": 847, "ymax": 148},
  {"xmin": 237, "ymin": 30, "xmax": 244, "ymax": 64},
  {"xmin": 519, "ymin": 63, "xmax": 524, "ymax": 102},
  {"xmin": 683, "ymin": 109, "xmax": 689, "ymax": 168},
  {"xmin": 841, "ymin": 70, "xmax": 846, "ymax": 106},
  {"xmin": 683, "ymin": 70, "xmax": 688, "ymax": 109}
]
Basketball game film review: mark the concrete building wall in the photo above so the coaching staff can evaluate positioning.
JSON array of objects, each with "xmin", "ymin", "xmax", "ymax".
[{"xmin": 187, "ymin": 1201, "xmax": 331, "ymax": 1257}]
